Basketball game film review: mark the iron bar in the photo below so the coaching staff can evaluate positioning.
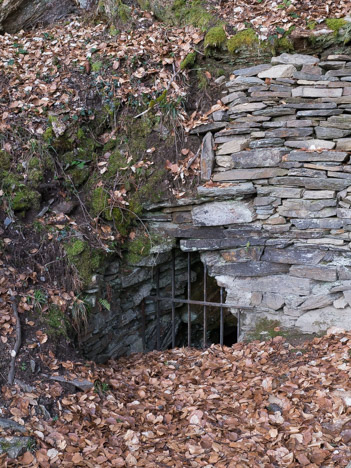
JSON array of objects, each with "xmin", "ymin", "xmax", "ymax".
[
  {"xmin": 141, "ymin": 300, "xmax": 146, "ymax": 353},
  {"xmin": 187, "ymin": 252, "xmax": 191, "ymax": 347},
  {"xmin": 171, "ymin": 250, "xmax": 176, "ymax": 348},
  {"xmin": 237, "ymin": 309, "xmax": 241, "ymax": 342},
  {"xmin": 220, "ymin": 287, "xmax": 224, "ymax": 346},
  {"xmin": 203, "ymin": 263, "xmax": 207, "ymax": 348},
  {"xmin": 156, "ymin": 267, "xmax": 160, "ymax": 350},
  {"xmin": 146, "ymin": 296, "xmax": 253, "ymax": 310}
]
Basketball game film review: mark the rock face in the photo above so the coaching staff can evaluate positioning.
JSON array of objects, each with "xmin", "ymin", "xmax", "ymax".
[
  {"xmin": 83, "ymin": 52, "xmax": 351, "ymax": 360},
  {"xmin": 0, "ymin": 0, "xmax": 78, "ymax": 33}
]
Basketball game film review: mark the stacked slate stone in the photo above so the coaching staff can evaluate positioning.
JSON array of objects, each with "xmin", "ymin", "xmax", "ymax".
[{"xmin": 150, "ymin": 53, "xmax": 351, "ymax": 339}]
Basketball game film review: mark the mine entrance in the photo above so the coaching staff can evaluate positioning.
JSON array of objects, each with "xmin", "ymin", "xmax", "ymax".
[{"xmin": 143, "ymin": 250, "xmax": 244, "ymax": 352}]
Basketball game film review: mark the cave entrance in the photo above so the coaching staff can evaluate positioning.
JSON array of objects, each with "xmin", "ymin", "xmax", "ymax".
[{"xmin": 144, "ymin": 250, "xmax": 240, "ymax": 352}]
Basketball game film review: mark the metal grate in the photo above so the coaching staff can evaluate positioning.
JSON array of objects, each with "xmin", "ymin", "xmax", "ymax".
[{"xmin": 143, "ymin": 251, "xmax": 253, "ymax": 352}]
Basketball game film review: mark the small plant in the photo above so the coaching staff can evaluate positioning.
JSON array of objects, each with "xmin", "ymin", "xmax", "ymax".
[
  {"xmin": 20, "ymin": 362, "xmax": 27, "ymax": 371},
  {"xmin": 99, "ymin": 298, "xmax": 111, "ymax": 311},
  {"xmin": 277, "ymin": 0, "xmax": 291, "ymax": 9},
  {"xmin": 94, "ymin": 380, "xmax": 110, "ymax": 395}
]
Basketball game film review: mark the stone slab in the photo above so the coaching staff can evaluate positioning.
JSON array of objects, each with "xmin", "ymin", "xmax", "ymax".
[
  {"xmin": 303, "ymin": 190, "xmax": 335, "ymax": 199},
  {"xmin": 295, "ymin": 306, "xmax": 351, "ymax": 334},
  {"xmin": 221, "ymin": 246, "xmax": 263, "ymax": 262},
  {"xmin": 232, "ymin": 64, "xmax": 271, "ymax": 77},
  {"xmin": 271, "ymin": 53, "xmax": 319, "ymax": 67},
  {"xmin": 265, "ymin": 128, "xmax": 313, "ymax": 138},
  {"xmin": 257, "ymin": 186, "xmax": 303, "ymax": 198},
  {"xmin": 217, "ymin": 138, "xmax": 249, "ymax": 155},
  {"xmin": 296, "ymin": 110, "xmax": 342, "ymax": 117},
  {"xmin": 290, "ymin": 265, "xmax": 337, "ymax": 282},
  {"xmin": 292, "ymin": 87, "xmax": 343, "ymax": 98},
  {"xmin": 284, "ymin": 140, "xmax": 336, "ymax": 150},
  {"xmin": 253, "ymin": 107, "xmax": 296, "ymax": 117},
  {"xmin": 249, "ymin": 138, "xmax": 285, "ymax": 148},
  {"xmin": 291, "ymin": 218, "xmax": 344, "ymax": 229},
  {"xmin": 197, "ymin": 183, "xmax": 256, "ymax": 198},
  {"xmin": 315, "ymin": 127, "xmax": 351, "ymax": 139},
  {"xmin": 180, "ymin": 237, "xmax": 265, "ymax": 252},
  {"xmin": 217, "ymin": 275, "xmax": 311, "ymax": 296},
  {"xmin": 229, "ymin": 102, "xmax": 266, "ymax": 113},
  {"xmin": 299, "ymin": 294, "xmax": 335, "ymax": 311},
  {"xmin": 262, "ymin": 247, "xmax": 325, "ymax": 265},
  {"xmin": 271, "ymin": 176, "xmax": 351, "ymax": 190},
  {"xmin": 211, "ymin": 261, "xmax": 289, "ymax": 277},
  {"xmin": 285, "ymin": 150, "xmax": 348, "ymax": 162},
  {"xmin": 192, "ymin": 200, "xmax": 254, "ymax": 226},
  {"xmin": 285, "ymin": 102, "xmax": 337, "ymax": 109},
  {"xmin": 221, "ymin": 91, "xmax": 246, "ymax": 104},
  {"xmin": 201, "ymin": 132, "xmax": 214, "ymax": 181},
  {"xmin": 336, "ymin": 138, "xmax": 351, "ymax": 151},
  {"xmin": 190, "ymin": 122, "xmax": 227, "ymax": 134},
  {"xmin": 213, "ymin": 168, "xmax": 287, "ymax": 181},
  {"xmin": 258, "ymin": 65, "xmax": 297, "ymax": 79},
  {"xmin": 229, "ymin": 148, "xmax": 287, "ymax": 168}
]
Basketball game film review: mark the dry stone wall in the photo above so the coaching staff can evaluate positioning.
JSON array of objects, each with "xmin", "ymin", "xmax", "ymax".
[{"xmin": 146, "ymin": 52, "xmax": 351, "ymax": 340}]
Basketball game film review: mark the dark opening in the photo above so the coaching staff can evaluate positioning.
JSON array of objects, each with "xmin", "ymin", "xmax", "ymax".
[{"xmin": 174, "ymin": 254, "xmax": 238, "ymax": 348}]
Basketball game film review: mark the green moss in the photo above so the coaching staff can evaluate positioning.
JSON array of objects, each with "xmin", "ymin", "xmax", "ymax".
[
  {"xmin": 65, "ymin": 238, "xmax": 86, "ymax": 257},
  {"xmin": 125, "ymin": 231, "xmax": 152, "ymax": 264},
  {"xmin": 197, "ymin": 69, "xmax": 208, "ymax": 90},
  {"xmin": 77, "ymin": 128, "xmax": 85, "ymax": 140},
  {"xmin": 65, "ymin": 239, "xmax": 104, "ymax": 286},
  {"xmin": 43, "ymin": 127, "xmax": 54, "ymax": 142},
  {"xmin": 204, "ymin": 26, "xmax": 227, "ymax": 52},
  {"xmin": 248, "ymin": 318, "xmax": 285, "ymax": 341},
  {"xmin": 0, "ymin": 151, "xmax": 11, "ymax": 172},
  {"xmin": 45, "ymin": 305, "xmax": 69, "ymax": 338},
  {"xmin": 166, "ymin": 0, "xmax": 215, "ymax": 31},
  {"xmin": 105, "ymin": 150, "xmax": 126, "ymax": 178},
  {"xmin": 227, "ymin": 28, "xmax": 258, "ymax": 54},
  {"xmin": 12, "ymin": 187, "xmax": 41, "ymax": 212},
  {"xmin": 274, "ymin": 36, "xmax": 294, "ymax": 53},
  {"xmin": 92, "ymin": 61, "xmax": 103, "ymax": 72},
  {"xmin": 90, "ymin": 187, "xmax": 109, "ymax": 217},
  {"xmin": 127, "ymin": 115, "xmax": 154, "ymax": 156},
  {"xmin": 326, "ymin": 18, "xmax": 347, "ymax": 35},
  {"xmin": 137, "ymin": 0, "xmax": 150, "ymax": 10},
  {"xmin": 68, "ymin": 166, "xmax": 90, "ymax": 187},
  {"xmin": 180, "ymin": 52, "xmax": 197, "ymax": 70}
]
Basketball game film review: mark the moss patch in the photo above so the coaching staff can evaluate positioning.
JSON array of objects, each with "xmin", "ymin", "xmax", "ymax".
[
  {"xmin": 227, "ymin": 28, "xmax": 258, "ymax": 54},
  {"xmin": 65, "ymin": 239, "xmax": 104, "ymax": 286},
  {"xmin": 326, "ymin": 18, "xmax": 347, "ymax": 35},
  {"xmin": 248, "ymin": 318, "xmax": 285, "ymax": 341},
  {"xmin": 180, "ymin": 52, "xmax": 197, "ymax": 70},
  {"xmin": 204, "ymin": 26, "xmax": 227, "ymax": 52}
]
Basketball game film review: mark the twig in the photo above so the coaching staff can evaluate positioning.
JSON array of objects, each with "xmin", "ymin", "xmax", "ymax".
[{"xmin": 7, "ymin": 297, "xmax": 21, "ymax": 385}]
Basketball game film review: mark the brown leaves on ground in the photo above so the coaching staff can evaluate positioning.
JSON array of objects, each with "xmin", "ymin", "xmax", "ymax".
[{"xmin": 2, "ymin": 323, "xmax": 351, "ymax": 466}]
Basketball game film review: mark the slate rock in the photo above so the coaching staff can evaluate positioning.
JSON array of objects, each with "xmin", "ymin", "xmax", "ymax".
[
  {"xmin": 190, "ymin": 122, "xmax": 227, "ymax": 134},
  {"xmin": 217, "ymin": 138, "xmax": 249, "ymax": 155},
  {"xmin": 201, "ymin": 132, "xmax": 215, "ymax": 181},
  {"xmin": 262, "ymin": 246, "xmax": 325, "ymax": 265},
  {"xmin": 257, "ymin": 186, "xmax": 302, "ymax": 198},
  {"xmin": 336, "ymin": 138, "xmax": 351, "ymax": 151},
  {"xmin": 295, "ymin": 306, "xmax": 351, "ymax": 333},
  {"xmin": 253, "ymin": 107, "xmax": 295, "ymax": 117},
  {"xmin": 284, "ymin": 140, "xmax": 336, "ymax": 150},
  {"xmin": 292, "ymin": 87, "xmax": 343, "ymax": 98},
  {"xmin": 221, "ymin": 246, "xmax": 263, "ymax": 262},
  {"xmin": 249, "ymin": 138, "xmax": 285, "ymax": 148},
  {"xmin": 284, "ymin": 150, "xmax": 347, "ymax": 162},
  {"xmin": 192, "ymin": 200, "xmax": 254, "ymax": 226},
  {"xmin": 293, "ymin": 71, "xmax": 334, "ymax": 81},
  {"xmin": 232, "ymin": 64, "xmax": 271, "ymax": 77},
  {"xmin": 223, "ymin": 275, "xmax": 311, "ymax": 295},
  {"xmin": 299, "ymin": 294, "xmax": 335, "ymax": 311},
  {"xmin": 271, "ymin": 176, "xmax": 351, "ymax": 190},
  {"xmin": 0, "ymin": 437, "xmax": 33, "ymax": 459},
  {"xmin": 221, "ymin": 91, "xmax": 246, "ymax": 104},
  {"xmin": 210, "ymin": 261, "xmax": 290, "ymax": 277},
  {"xmin": 229, "ymin": 148, "xmax": 287, "ymax": 168},
  {"xmin": 296, "ymin": 109, "xmax": 342, "ymax": 117},
  {"xmin": 229, "ymin": 102, "xmax": 267, "ymax": 113},
  {"xmin": 265, "ymin": 127, "xmax": 313, "ymax": 138},
  {"xmin": 290, "ymin": 218, "xmax": 344, "ymax": 229},
  {"xmin": 285, "ymin": 102, "xmax": 337, "ymax": 109},
  {"xmin": 315, "ymin": 126, "xmax": 351, "ymax": 139},
  {"xmin": 180, "ymin": 237, "xmax": 264, "ymax": 252},
  {"xmin": 213, "ymin": 168, "xmax": 287, "ymax": 182},
  {"xmin": 290, "ymin": 265, "xmax": 337, "ymax": 282},
  {"xmin": 271, "ymin": 53, "xmax": 320, "ymax": 67},
  {"xmin": 197, "ymin": 182, "xmax": 256, "ymax": 198},
  {"xmin": 258, "ymin": 65, "xmax": 297, "ymax": 79},
  {"xmin": 303, "ymin": 190, "xmax": 335, "ymax": 199}
]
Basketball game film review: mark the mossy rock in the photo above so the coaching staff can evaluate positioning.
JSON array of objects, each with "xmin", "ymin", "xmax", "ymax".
[
  {"xmin": 65, "ymin": 239, "xmax": 104, "ymax": 286},
  {"xmin": 204, "ymin": 26, "xmax": 227, "ymax": 53},
  {"xmin": 326, "ymin": 18, "xmax": 347, "ymax": 35},
  {"xmin": 248, "ymin": 317, "xmax": 285, "ymax": 341},
  {"xmin": 11, "ymin": 187, "xmax": 41, "ymax": 212},
  {"xmin": 227, "ymin": 28, "xmax": 258, "ymax": 55},
  {"xmin": 90, "ymin": 186, "xmax": 109, "ymax": 217},
  {"xmin": 180, "ymin": 52, "xmax": 197, "ymax": 70},
  {"xmin": 0, "ymin": 151, "xmax": 11, "ymax": 173}
]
